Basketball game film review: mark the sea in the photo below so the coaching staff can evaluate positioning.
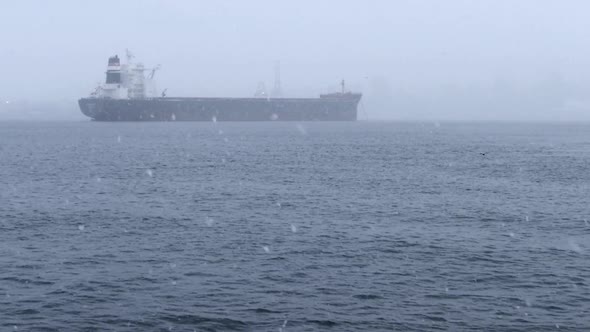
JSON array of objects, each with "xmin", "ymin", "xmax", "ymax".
[{"xmin": 0, "ymin": 121, "xmax": 589, "ymax": 331}]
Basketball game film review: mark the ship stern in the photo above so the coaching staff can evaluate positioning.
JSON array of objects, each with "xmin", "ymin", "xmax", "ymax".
[{"xmin": 78, "ymin": 98, "xmax": 103, "ymax": 120}]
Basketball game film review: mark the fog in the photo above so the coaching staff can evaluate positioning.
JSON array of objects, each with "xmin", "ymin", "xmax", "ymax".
[{"xmin": 1, "ymin": 0, "xmax": 589, "ymax": 121}]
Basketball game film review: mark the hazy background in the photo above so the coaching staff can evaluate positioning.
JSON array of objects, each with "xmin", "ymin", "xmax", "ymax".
[{"xmin": 1, "ymin": 0, "xmax": 589, "ymax": 121}]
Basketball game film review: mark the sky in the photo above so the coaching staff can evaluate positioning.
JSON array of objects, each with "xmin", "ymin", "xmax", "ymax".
[{"xmin": 1, "ymin": 0, "xmax": 589, "ymax": 120}]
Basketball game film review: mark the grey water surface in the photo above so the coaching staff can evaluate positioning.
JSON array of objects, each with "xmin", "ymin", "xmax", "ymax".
[{"xmin": 1, "ymin": 121, "xmax": 589, "ymax": 331}]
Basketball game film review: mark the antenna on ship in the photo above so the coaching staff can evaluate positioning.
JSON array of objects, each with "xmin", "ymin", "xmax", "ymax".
[
  {"xmin": 148, "ymin": 64, "xmax": 161, "ymax": 80},
  {"xmin": 271, "ymin": 61, "xmax": 282, "ymax": 98},
  {"xmin": 341, "ymin": 79, "xmax": 346, "ymax": 94}
]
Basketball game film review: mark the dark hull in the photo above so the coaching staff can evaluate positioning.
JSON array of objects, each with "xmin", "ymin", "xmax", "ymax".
[{"xmin": 78, "ymin": 96, "xmax": 361, "ymax": 121}]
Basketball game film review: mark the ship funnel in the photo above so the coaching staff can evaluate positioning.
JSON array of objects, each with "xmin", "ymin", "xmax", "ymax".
[{"xmin": 108, "ymin": 55, "xmax": 120, "ymax": 67}]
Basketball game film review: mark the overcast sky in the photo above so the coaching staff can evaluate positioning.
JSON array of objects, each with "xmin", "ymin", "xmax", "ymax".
[{"xmin": 1, "ymin": 0, "xmax": 589, "ymax": 120}]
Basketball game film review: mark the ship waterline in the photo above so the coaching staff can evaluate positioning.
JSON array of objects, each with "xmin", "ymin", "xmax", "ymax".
[{"xmin": 79, "ymin": 95, "xmax": 361, "ymax": 122}]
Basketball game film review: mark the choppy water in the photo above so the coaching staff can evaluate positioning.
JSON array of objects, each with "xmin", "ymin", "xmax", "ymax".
[{"xmin": 1, "ymin": 121, "xmax": 589, "ymax": 331}]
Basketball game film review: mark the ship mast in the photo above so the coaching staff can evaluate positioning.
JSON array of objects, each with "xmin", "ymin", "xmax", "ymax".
[
  {"xmin": 126, "ymin": 49, "xmax": 135, "ymax": 63},
  {"xmin": 271, "ymin": 61, "xmax": 282, "ymax": 98}
]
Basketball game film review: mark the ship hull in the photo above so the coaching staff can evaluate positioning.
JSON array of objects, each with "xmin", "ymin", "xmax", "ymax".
[{"xmin": 78, "ymin": 96, "xmax": 360, "ymax": 121}]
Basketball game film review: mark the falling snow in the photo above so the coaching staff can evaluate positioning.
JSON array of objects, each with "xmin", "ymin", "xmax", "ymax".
[
  {"xmin": 278, "ymin": 319, "xmax": 288, "ymax": 332},
  {"xmin": 567, "ymin": 239, "xmax": 583, "ymax": 253},
  {"xmin": 295, "ymin": 123, "xmax": 307, "ymax": 135}
]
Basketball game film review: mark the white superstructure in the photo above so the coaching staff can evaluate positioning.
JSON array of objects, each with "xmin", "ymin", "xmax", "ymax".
[{"xmin": 90, "ymin": 51, "xmax": 160, "ymax": 100}]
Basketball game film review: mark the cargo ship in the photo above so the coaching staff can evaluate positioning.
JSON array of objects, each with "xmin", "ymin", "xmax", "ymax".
[{"xmin": 78, "ymin": 52, "xmax": 362, "ymax": 121}]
